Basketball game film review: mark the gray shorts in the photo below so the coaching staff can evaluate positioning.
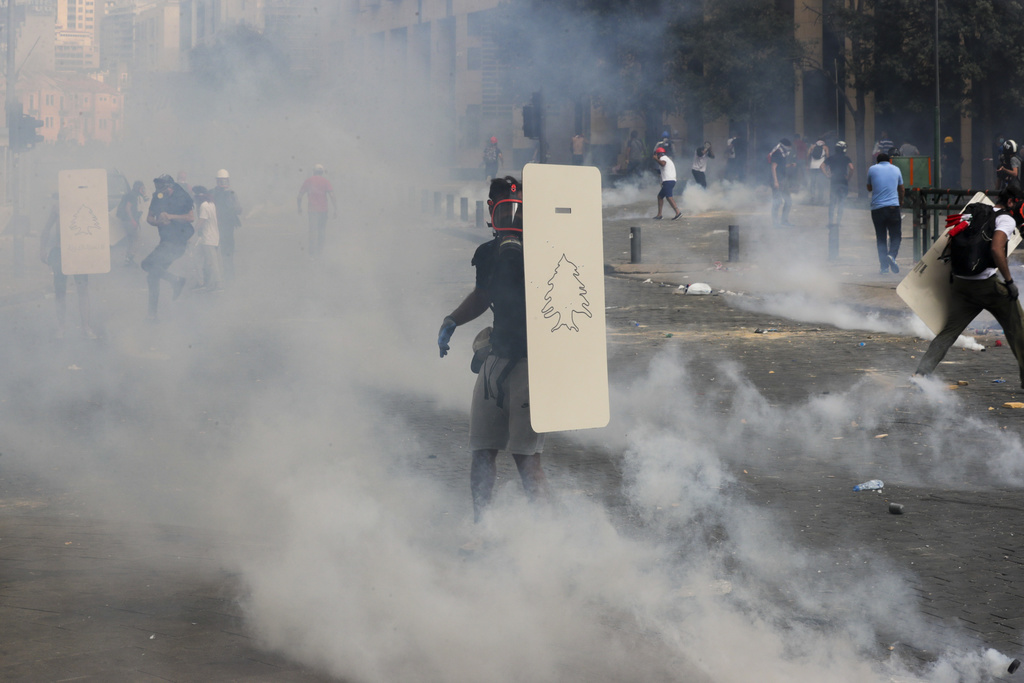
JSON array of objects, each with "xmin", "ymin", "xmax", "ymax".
[{"xmin": 469, "ymin": 356, "xmax": 544, "ymax": 455}]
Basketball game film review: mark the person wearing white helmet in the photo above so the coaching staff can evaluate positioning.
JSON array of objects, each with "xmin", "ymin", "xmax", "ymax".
[
  {"xmin": 211, "ymin": 168, "xmax": 242, "ymax": 280},
  {"xmin": 297, "ymin": 164, "xmax": 337, "ymax": 258}
]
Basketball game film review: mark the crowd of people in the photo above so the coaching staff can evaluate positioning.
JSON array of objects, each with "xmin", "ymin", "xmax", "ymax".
[{"xmin": 41, "ymin": 163, "xmax": 340, "ymax": 335}]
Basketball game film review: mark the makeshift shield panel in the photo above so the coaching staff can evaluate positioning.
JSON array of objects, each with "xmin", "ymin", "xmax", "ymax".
[
  {"xmin": 58, "ymin": 169, "xmax": 110, "ymax": 275},
  {"xmin": 522, "ymin": 163, "xmax": 609, "ymax": 432},
  {"xmin": 897, "ymin": 192, "xmax": 1020, "ymax": 335}
]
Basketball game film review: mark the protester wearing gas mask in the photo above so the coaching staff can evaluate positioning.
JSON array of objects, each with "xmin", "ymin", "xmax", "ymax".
[{"xmin": 437, "ymin": 176, "xmax": 550, "ymax": 523}]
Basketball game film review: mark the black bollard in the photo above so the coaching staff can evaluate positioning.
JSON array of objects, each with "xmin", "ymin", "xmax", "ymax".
[
  {"xmin": 433, "ymin": 191, "xmax": 442, "ymax": 215},
  {"xmin": 630, "ymin": 227, "xmax": 641, "ymax": 264},
  {"xmin": 728, "ymin": 225, "xmax": 739, "ymax": 262},
  {"xmin": 828, "ymin": 223, "xmax": 839, "ymax": 261},
  {"xmin": 460, "ymin": 197, "xmax": 468, "ymax": 221},
  {"xmin": 476, "ymin": 200, "xmax": 486, "ymax": 228}
]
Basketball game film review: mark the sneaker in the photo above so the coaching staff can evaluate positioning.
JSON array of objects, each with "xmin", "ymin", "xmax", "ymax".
[
  {"xmin": 880, "ymin": 267, "xmax": 889, "ymax": 275},
  {"xmin": 83, "ymin": 327, "xmax": 98, "ymax": 340},
  {"xmin": 172, "ymin": 277, "xmax": 186, "ymax": 300},
  {"xmin": 672, "ymin": 213, "xmax": 682, "ymax": 220},
  {"xmin": 123, "ymin": 256, "xmax": 135, "ymax": 267},
  {"xmin": 652, "ymin": 215, "xmax": 663, "ymax": 220},
  {"xmin": 888, "ymin": 255, "xmax": 900, "ymax": 274}
]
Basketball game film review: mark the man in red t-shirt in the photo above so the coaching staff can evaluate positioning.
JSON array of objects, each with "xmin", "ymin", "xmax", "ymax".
[{"xmin": 297, "ymin": 164, "xmax": 338, "ymax": 258}]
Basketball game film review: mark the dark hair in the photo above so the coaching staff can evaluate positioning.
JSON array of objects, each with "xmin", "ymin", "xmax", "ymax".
[
  {"xmin": 877, "ymin": 153, "xmax": 891, "ymax": 163},
  {"xmin": 192, "ymin": 185, "xmax": 208, "ymax": 197},
  {"xmin": 780, "ymin": 138, "xmax": 792, "ymax": 147},
  {"xmin": 999, "ymin": 185, "xmax": 1023, "ymax": 205},
  {"xmin": 489, "ymin": 176, "xmax": 522, "ymax": 203}
]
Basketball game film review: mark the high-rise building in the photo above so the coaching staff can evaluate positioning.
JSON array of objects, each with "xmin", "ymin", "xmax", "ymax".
[{"xmin": 56, "ymin": 0, "xmax": 101, "ymax": 71}]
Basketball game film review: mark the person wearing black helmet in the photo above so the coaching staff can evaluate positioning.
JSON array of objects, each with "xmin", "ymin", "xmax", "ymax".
[
  {"xmin": 141, "ymin": 174, "xmax": 194, "ymax": 321},
  {"xmin": 997, "ymin": 139, "xmax": 1021, "ymax": 192},
  {"xmin": 822, "ymin": 140, "xmax": 854, "ymax": 227},
  {"xmin": 916, "ymin": 186, "xmax": 1024, "ymax": 385},
  {"xmin": 437, "ymin": 176, "xmax": 551, "ymax": 523}
]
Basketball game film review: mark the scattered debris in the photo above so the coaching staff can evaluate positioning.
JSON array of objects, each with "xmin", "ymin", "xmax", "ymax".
[
  {"xmin": 889, "ymin": 503, "xmax": 904, "ymax": 515},
  {"xmin": 686, "ymin": 282, "xmax": 713, "ymax": 295},
  {"xmin": 1004, "ymin": 402, "xmax": 1024, "ymax": 409},
  {"xmin": 853, "ymin": 479, "xmax": 884, "ymax": 491}
]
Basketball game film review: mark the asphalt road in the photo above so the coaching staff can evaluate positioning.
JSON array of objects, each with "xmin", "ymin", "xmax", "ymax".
[{"xmin": 2, "ymin": 184, "xmax": 1024, "ymax": 682}]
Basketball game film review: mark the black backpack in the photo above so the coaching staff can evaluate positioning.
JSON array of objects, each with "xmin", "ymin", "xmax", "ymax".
[{"xmin": 945, "ymin": 204, "xmax": 1003, "ymax": 276}]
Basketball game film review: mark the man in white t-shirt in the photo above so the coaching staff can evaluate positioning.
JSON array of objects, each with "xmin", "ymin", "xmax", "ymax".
[
  {"xmin": 915, "ymin": 187, "xmax": 1024, "ymax": 384},
  {"xmin": 192, "ymin": 185, "xmax": 223, "ymax": 291},
  {"xmin": 653, "ymin": 147, "xmax": 682, "ymax": 220},
  {"xmin": 691, "ymin": 142, "xmax": 714, "ymax": 189}
]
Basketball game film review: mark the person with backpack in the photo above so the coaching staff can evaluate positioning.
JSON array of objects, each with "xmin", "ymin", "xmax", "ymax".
[
  {"xmin": 867, "ymin": 152, "xmax": 905, "ymax": 274},
  {"xmin": 997, "ymin": 139, "xmax": 1021, "ymax": 192},
  {"xmin": 482, "ymin": 136, "xmax": 503, "ymax": 180},
  {"xmin": 915, "ymin": 187, "xmax": 1024, "ymax": 384}
]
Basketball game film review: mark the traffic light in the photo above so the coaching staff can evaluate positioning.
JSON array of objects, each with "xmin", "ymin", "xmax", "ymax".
[
  {"xmin": 7, "ymin": 102, "xmax": 43, "ymax": 152},
  {"xmin": 19, "ymin": 113, "xmax": 44, "ymax": 151}
]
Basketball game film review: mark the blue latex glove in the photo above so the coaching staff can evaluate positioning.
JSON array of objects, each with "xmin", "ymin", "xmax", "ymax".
[{"xmin": 438, "ymin": 316, "xmax": 457, "ymax": 358}]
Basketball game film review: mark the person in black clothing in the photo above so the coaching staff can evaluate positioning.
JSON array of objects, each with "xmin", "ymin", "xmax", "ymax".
[
  {"xmin": 822, "ymin": 140, "xmax": 854, "ymax": 227},
  {"xmin": 942, "ymin": 136, "xmax": 963, "ymax": 189},
  {"xmin": 437, "ymin": 175, "xmax": 550, "ymax": 522},
  {"xmin": 212, "ymin": 169, "xmax": 242, "ymax": 281},
  {"xmin": 141, "ymin": 174, "xmax": 194, "ymax": 321}
]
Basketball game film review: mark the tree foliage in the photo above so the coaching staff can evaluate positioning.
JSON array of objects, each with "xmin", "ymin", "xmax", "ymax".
[{"xmin": 665, "ymin": 0, "xmax": 803, "ymax": 127}]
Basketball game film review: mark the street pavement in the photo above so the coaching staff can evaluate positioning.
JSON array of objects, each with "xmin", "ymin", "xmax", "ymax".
[{"xmin": 1, "ymin": 180, "xmax": 1024, "ymax": 682}]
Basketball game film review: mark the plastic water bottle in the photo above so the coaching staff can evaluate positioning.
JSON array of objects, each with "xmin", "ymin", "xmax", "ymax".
[{"xmin": 853, "ymin": 479, "xmax": 884, "ymax": 491}]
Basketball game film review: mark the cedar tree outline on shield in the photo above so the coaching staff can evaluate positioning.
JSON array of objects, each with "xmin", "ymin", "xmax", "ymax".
[{"xmin": 522, "ymin": 163, "xmax": 609, "ymax": 433}]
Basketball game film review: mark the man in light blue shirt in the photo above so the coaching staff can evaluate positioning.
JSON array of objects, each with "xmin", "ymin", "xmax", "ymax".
[{"xmin": 866, "ymin": 152, "xmax": 905, "ymax": 274}]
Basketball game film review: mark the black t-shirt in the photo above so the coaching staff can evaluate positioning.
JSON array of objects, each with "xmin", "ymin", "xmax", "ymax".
[
  {"xmin": 473, "ymin": 237, "xmax": 527, "ymax": 360},
  {"xmin": 148, "ymin": 183, "xmax": 194, "ymax": 244},
  {"xmin": 823, "ymin": 153, "xmax": 852, "ymax": 187},
  {"xmin": 769, "ymin": 149, "xmax": 789, "ymax": 181}
]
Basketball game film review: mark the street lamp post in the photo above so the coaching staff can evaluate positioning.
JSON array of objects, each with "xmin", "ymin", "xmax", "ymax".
[{"xmin": 934, "ymin": 0, "xmax": 941, "ymax": 188}]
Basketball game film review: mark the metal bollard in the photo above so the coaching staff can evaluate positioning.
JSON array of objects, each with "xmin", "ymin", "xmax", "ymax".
[
  {"xmin": 476, "ymin": 201, "xmax": 486, "ymax": 228},
  {"xmin": 828, "ymin": 223, "xmax": 839, "ymax": 261},
  {"xmin": 460, "ymin": 197, "xmax": 468, "ymax": 222},
  {"xmin": 630, "ymin": 227, "xmax": 641, "ymax": 264},
  {"xmin": 433, "ymin": 191, "xmax": 442, "ymax": 215},
  {"xmin": 728, "ymin": 225, "xmax": 739, "ymax": 262},
  {"xmin": 446, "ymin": 194, "xmax": 455, "ymax": 219}
]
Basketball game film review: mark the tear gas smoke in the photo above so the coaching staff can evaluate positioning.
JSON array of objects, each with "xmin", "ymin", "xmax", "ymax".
[{"xmin": 1, "ymin": 7, "xmax": 1019, "ymax": 683}]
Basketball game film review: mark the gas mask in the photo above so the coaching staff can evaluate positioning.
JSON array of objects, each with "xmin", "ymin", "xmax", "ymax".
[{"xmin": 489, "ymin": 197, "xmax": 523, "ymax": 256}]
